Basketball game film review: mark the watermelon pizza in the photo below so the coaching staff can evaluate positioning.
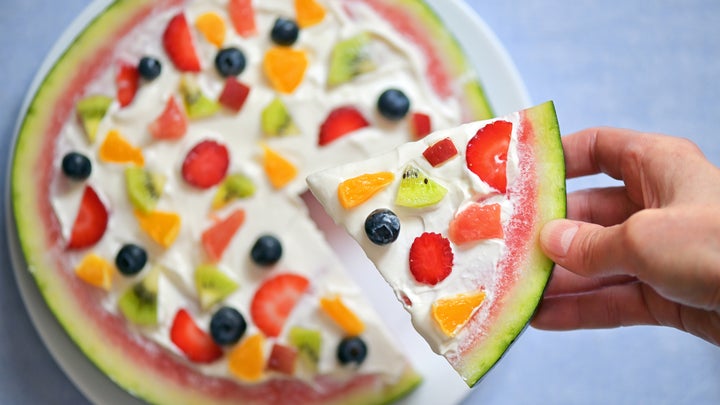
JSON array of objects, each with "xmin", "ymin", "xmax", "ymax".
[{"xmin": 9, "ymin": 0, "xmax": 502, "ymax": 403}]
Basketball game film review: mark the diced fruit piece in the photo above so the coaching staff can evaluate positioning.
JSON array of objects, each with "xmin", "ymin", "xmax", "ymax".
[
  {"xmin": 201, "ymin": 208, "xmax": 245, "ymax": 262},
  {"xmin": 337, "ymin": 336, "xmax": 367, "ymax": 365},
  {"xmin": 327, "ymin": 33, "xmax": 375, "ymax": 86},
  {"xmin": 163, "ymin": 13, "xmax": 201, "ymax": 72},
  {"xmin": 116, "ymin": 62, "xmax": 140, "ymax": 108},
  {"xmin": 431, "ymin": 291, "xmax": 486, "ymax": 337},
  {"xmin": 76, "ymin": 95, "xmax": 112, "ymax": 143},
  {"xmin": 395, "ymin": 165, "xmax": 447, "ymax": 208},
  {"xmin": 74, "ymin": 253, "xmax": 113, "ymax": 290},
  {"xmin": 318, "ymin": 106, "xmax": 369, "ymax": 146},
  {"xmin": 67, "ymin": 186, "xmax": 108, "ymax": 249},
  {"xmin": 181, "ymin": 140, "xmax": 229, "ymax": 189},
  {"xmin": 337, "ymin": 172, "xmax": 394, "ymax": 209},
  {"xmin": 410, "ymin": 112, "xmax": 432, "ymax": 139},
  {"xmin": 409, "ymin": 232, "xmax": 453, "ymax": 286},
  {"xmin": 448, "ymin": 203, "xmax": 503, "ymax": 245},
  {"xmin": 250, "ymin": 234, "xmax": 282, "ymax": 267},
  {"xmin": 210, "ymin": 306, "xmax": 247, "ymax": 345},
  {"xmin": 288, "ymin": 327, "xmax": 322, "ymax": 372},
  {"xmin": 148, "ymin": 96, "xmax": 187, "ymax": 140},
  {"xmin": 179, "ymin": 76, "xmax": 220, "ymax": 119},
  {"xmin": 218, "ymin": 77, "xmax": 250, "ymax": 113},
  {"xmin": 195, "ymin": 12, "xmax": 226, "ymax": 47},
  {"xmin": 261, "ymin": 145, "xmax": 297, "ymax": 189},
  {"xmin": 364, "ymin": 208, "xmax": 400, "ymax": 246},
  {"xmin": 228, "ymin": 0, "xmax": 257, "ymax": 37},
  {"xmin": 134, "ymin": 210, "xmax": 181, "ymax": 248},
  {"xmin": 261, "ymin": 98, "xmax": 298, "ymax": 136},
  {"xmin": 61, "ymin": 152, "xmax": 92, "ymax": 180},
  {"xmin": 228, "ymin": 334, "xmax": 265, "ymax": 381},
  {"xmin": 377, "ymin": 89, "xmax": 410, "ymax": 121},
  {"xmin": 466, "ymin": 120, "xmax": 513, "ymax": 193},
  {"xmin": 215, "ymin": 47, "xmax": 246, "ymax": 77},
  {"xmin": 423, "ymin": 137, "xmax": 458, "ymax": 167},
  {"xmin": 263, "ymin": 47, "xmax": 308, "ymax": 93},
  {"xmin": 98, "ymin": 130, "xmax": 144, "ymax": 165},
  {"xmin": 270, "ymin": 18, "xmax": 300, "ymax": 46},
  {"xmin": 125, "ymin": 166, "xmax": 165, "ymax": 213},
  {"xmin": 250, "ymin": 273, "xmax": 310, "ymax": 337},
  {"xmin": 118, "ymin": 267, "xmax": 160, "ymax": 326},
  {"xmin": 170, "ymin": 309, "xmax": 223, "ymax": 363},
  {"xmin": 137, "ymin": 56, "xmax": 162, "ymax": 81},
  {"xmin": 211, "ymin": 173, "xmax": 255, "ymax": 210},
  {"xmin": 295, "ymin": 0, "xmax": 326, "ymax": 28},
  {"xmin": 267, "ymin": 344, "xmax": 297, "ymax": 375},
  {"xmin": 319, "ymin": 296, "xmax": 365, "ymax": 336},
  {"xmin": 194, "ymin": 264, "xmax": 239, "ymax": 310},
  {"xmin": 115, "ymin": 243, "xmax": 148, "ymax": 276}
]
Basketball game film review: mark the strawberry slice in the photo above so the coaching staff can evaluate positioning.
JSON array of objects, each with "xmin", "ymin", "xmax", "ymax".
[
  {"xmin": 181, "ymin": 140, "xmax": 230, "ymax": 189},
  {"xmin": 318, "ymin": 106, "xmax": 369, "ymax": 146},
  {"xmin": 170, "ymin": 309, "xmax": 223, "ymax": 363},
  {"xmin": 67, "ymin": 186, "xmax": 109, "ymax": 250},
  {"xmin": 163, "ymin": 13, "xmax": 202, "ymax": 72},
  {"xmin": 408, "ymin": 232, "xmax": 453, "ymax": 286},
  {"xmin": 116, "ymin": 62, "xmax": 139, "ymax": 108},
  {"xmin": 251, "ymin": 274, "xmax": 310, "ymax": 337},
  {"xmin": 466, "ymin": 120, "xmax": 513, "ymax": 193},
  {"xmin": 228, "ymin": 0, "xmax": 257, "ymax": 37},
  {"xmin": 422, "ymin": 137, "xmax": 458, "ymax": 167},
  {"xmin": 149, "ymin": 96, "xmax": 188, "ymax": 140},
  {"xmin": 201, "ymin": 208, "xmax": 246, "ymax": 262},
  {"xmin": 218, "ymin": 78, "xmax": 251, "ymax": 113},
  {"xmin": 410, "ymin": 112, "xmax": 432, "ymax": 139}
]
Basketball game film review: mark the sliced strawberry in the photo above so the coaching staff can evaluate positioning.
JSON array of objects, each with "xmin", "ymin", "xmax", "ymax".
[
  {"xmin": 163, "ymin": 13, "xmax": 201, "ymax": 72},
  {"xmin": 228, "ymin": 0, "xmax": 257, "ymax": 37},
  {"xmin": 409, "ymin": 232, "xmax": 453, "ymax": 286},
  {"xmin": 201, "ymin": 208, "xmax": 246, "ymax": 262},
  {"xmin": 149, "ymin": 96, "xmax": 188, "ymax": 140},
  {"xmin": 422, "ymin": 137, "xmax": 458, "ymax": 167},
  {"xmin": 251, "ymin": 274, "xmax": 310, "ymax": 337},
  {"xmin": 466, "ymin": 120, "xmax": 512, "ymax": 193},
  {"xmin": 266, "ymin": 343, "xmax": 297, "ymax": 375},
  {"xmin": 410, "ymin": 112, "xmax": 432, "ymax": 139},
  {"xmin": 318, "ymin": 106, "xmax": 370, "ymax": 146},
  {"xmin": 218, "ymin": 78, "xmax": 251, "ymax": 113},
  {"xmin": 170, "ymin": 309, "xmax": 223, "ymax": 363},
  {"xmin": 181, "ymin": 140, "xmax": 230, "ymax": 189},
  {"xmin": 116, "ymin": 62, "xmax": 139, "ymax": 108},
  {"xmin": 67, "ymin": 186, "xmax": 109, "ymax": 250}
]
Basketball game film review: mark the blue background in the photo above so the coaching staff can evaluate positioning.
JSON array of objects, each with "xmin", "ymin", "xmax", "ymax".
[{"xmin": 1, "ymin": 1, "xmax": 719, "ymax": 404}]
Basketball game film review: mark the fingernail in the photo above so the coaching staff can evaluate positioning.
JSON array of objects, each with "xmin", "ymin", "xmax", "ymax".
[{"xmin": 541, "ymin": 220, "xmax": 578, "ymax": 258}]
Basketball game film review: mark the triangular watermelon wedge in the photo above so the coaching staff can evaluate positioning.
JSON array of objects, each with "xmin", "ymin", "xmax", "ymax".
[{"xmin": 307, "ymin": 101, "xmax": 566, "ymax": 386}]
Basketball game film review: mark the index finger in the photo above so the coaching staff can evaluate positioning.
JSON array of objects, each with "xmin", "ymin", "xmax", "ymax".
[{"xmin": 562, "ymin": 127, "xmax": 648, "ymax": 179}]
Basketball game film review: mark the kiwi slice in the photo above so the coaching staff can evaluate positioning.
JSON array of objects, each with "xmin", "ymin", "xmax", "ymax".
[
  {"xmin": 118, "ymin": 267, "xmax": 160, "ymax": 326},
  {"xmin": 395, "ymin": 164, "xmax": 447, "ymax": 208},
  {"xmin": 287, "ymin": 326, "xmax": 322, "ymax": 372},
  {"xmin": 194, "ymin": 264, "xmax": 239, "ymax": 310},
  {"xmin": 76, "ymin": 95, "xmax": 113, "ymax": 143},
  {"xmin": 125, "ymin": 166, "xmax": 166, "ymax": 213},
  {"xmin": 327, "ymin": 33, "xmax": 376, "ymax": 86},
  {"xmin": 261, "ymin": 98, "xmax": 299, "ymax": 136},
  {"xmin": 212, "ymin": 173, "xmax": 256, "ymax": 210},
  {"xmin": 179, "ymin": 76, "xmax": 220, "ymax": 120}
]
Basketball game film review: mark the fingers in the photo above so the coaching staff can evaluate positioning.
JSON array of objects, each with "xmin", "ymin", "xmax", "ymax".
[
  {"xmin": 543, "ymin": 266, "xmax": 638, "ymax": 298},
  {"xmin": 562, "ymin": 127, "xmax": 645, "ymax": 179},
  {"xmin": 567, "ymin": 187, "xmax": 640, "ymax": 226}
]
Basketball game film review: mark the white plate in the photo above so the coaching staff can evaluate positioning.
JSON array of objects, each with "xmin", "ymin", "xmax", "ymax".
[{"xmin": 7, "ymin": 1, "xmax": 529, "ymax": 404}]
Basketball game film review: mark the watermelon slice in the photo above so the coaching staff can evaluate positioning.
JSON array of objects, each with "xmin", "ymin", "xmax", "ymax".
[{"xmin": 307, "ymin": 101, "xmax": 566, "ymax": 386}]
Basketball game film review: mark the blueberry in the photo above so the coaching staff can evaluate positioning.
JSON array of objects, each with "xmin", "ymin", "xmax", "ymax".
[
  {"xmin": 214, "ymin": 47, "xmax": 247, "ymax": 77},
  {"xmin": 250, "ymin": 235, "xmax": 283, "ymax": 266},
  {"xmin": 210, "ymin": 307, "xmax": 247, "ymax": 345},
  {"xmin": 115, "ymin": 244, "xmax": 148, "ymax": 276},
  {"xmin": 337, "ymin": 336, "xmax": 367, "ymax": 365},
  {"xmin": 270, "ymin": 18, "xmax": 300, "ymax": 46},
  {"xmin": 138, "ymin": 56, "xmax": 162, "ymax": 81},
  {"xmin": 61, "ymin": 152, "xmax": 92, "ymax": 180},
  {"xmin": 364, "ymin": 209, "xmax": 400, "ymax": 246},
  {"xmin": 377, "ymin": 89, "xmax": 410, "ymax": 121}
]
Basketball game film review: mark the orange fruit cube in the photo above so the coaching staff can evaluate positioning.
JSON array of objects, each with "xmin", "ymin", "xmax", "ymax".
[
  {"xmin": 134, "ymin": 210, "xmax": 182, "ymax": 248},
  {"xmin": 228, "ymin": 334, "xmax": 265, "ymax": 382},
  {"xmin": 99, "ymin": 129, "xmax": 144, "ymax": 166},
  {"xmin": 75, "ymin": 253, "xmax": 113, "ymax": 290},
  {"xmin": 295, "ymin": 0, "xmax": 326, "ymax": 28},
  {"xmin": 337, "ymin": 172, "xmax": 394, "ymax": 209},
  {"xmin": 319, "ymin": 295, "xmax": 365, "ymax": 336},
  {"xmin": 261, "ymin": 145, "xmax": 297, "ymax": 189},
  {"xmin": 431, "ymin": 291, "xmax": 486, "ymax": 337},
  {"xmin": 263, "ymin": 47, "xmax": 308, "ymax": 94}
]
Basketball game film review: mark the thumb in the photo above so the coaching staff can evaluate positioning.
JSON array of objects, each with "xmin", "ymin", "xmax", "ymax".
[{"xmin": 540, "ymin": 219, "xmax": 630, "ymax": 278}]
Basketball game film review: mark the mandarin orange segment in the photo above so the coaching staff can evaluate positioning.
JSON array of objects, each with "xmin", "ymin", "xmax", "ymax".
[
  {"xmin": 319, "ymin": 295, "xmax": 365, "ymax": 336},
  {"xmin": 99, "ymin": 129, "xmax": 144, "ymax": 165},
  {"xmin": 75, "ymin": 253, "xmax": 113, "ymax": 290},
  {"xmin": 431, "ymin": 291, "xmax": 486, "ymax": 337},
  {"xmin": 261, "ymin": 145, "xmax": 298, "ymax": 189},
  {"xmin": 337, "ymin": 172, "xmax": 394, "ymax": 209},
  {"xmin": 195, "ymin": 12, "xmax": 226, "ymax": 47},
  {"xmin": 134, "ymin": 210, "xmax": 181, "ymax": 248},
  {"xmin": 295, "ymin": 0, "xmax": 326, "ymax": 28},
  {"xmin": 228, "ymin": 333, "xmax": 266, "ymax": 382},
  {"xmin": 263, "ymin": 47, "xmax": 308, "ymax": 94}
]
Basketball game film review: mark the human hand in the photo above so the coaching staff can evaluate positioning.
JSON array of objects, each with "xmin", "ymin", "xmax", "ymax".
[{"xmin": 531, "ymin": 127, "xmax": 720, "ymax": 346}]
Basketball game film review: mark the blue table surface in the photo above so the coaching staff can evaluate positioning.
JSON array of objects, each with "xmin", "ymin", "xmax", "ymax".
[{"xmin": 1, "ymin": 1, "xmax": 719, "ymax": 404}]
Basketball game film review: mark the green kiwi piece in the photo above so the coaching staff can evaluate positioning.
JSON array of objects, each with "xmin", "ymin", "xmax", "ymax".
[
  {"xmin": 179, "ymin": 76, "xmax": 220, "ymax": 120},
  {"xmin": 125, "ymin": 166, "xmax": 166, "ymax": 213},
  {"xmin": 288, "ymin": 326, "xmax": 322, "ymax": 372},
  {"xmin": 327, "ymin": 33, "xmax": 376, "ymax": 86},
  {"xmin": 261, "ymin": 97, "xmax": 299, "ymax": 136},
  {"xmin": 118, "ymin": 267, "xmax": 160, "ymax": 326},
  {"xmin": 194, "ymin": 264, "xmax": 239, "ymax": 310},
  {"xmin": 76, "ymin": 94, "xmax": 113, "ymax": 142},
  {"xmin": 395, "ymin": 164, "xmax": 447, "ymax": 208},
  {"xmin": 212, "ymin": 173, "xmax": 256, "ymax": 210}
]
